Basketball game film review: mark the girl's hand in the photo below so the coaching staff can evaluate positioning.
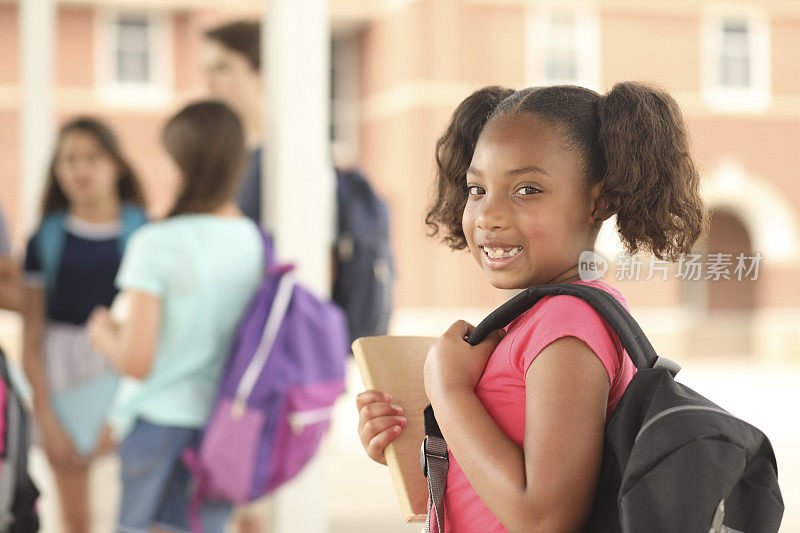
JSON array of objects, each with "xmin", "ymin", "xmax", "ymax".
[
  {"xmin": 40, "ymin": 412, "xmax": 85, "ymax": 469},
  {"xmin": 423, "ymin": 320, "xmax": 506, "ymax": 403},
  {"xmin": 87, "ymin": 306, "xmax": 116, "ymax": 356},
  {"xmin": 356, "ymin": 390, "xmax": 407, "ymax": 465},
  {"xmin": 91, "ymin": 424, "xmax": 117, "ymax": 457}
]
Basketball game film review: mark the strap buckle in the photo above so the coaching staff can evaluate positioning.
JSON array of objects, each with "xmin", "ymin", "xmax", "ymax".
[{"xmin": 420, "ymin": 436, "xmax": 448, "ymax": 478}]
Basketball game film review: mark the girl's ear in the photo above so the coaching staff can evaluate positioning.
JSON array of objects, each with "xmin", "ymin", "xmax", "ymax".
[{"xmin": 589, "ymin": 182, "xmax": 611, "ymax": 226}]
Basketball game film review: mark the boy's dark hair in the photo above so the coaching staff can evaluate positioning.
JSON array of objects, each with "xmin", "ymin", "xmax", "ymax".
[
  {"xmin": 163, "ymin": 100, "xmax": 246, "ymax": 218},
  {"xmin": 42, "ymin": 117, "xmax": 145, "ymax": 216},
  {"xmin": 425, "ymin": 83, "xmax": 708, "ymax": 261},
  {"xmin": 205, "ymin": 20, "xmax": 261, "ymax": 71}
]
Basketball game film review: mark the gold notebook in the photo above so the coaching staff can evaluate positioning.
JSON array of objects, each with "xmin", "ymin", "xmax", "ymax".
[{"xmin": 352, "ymin": 336, "xmax": 436, "ymax": 523}]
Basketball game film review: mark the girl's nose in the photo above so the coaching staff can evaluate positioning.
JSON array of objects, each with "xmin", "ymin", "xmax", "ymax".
[{"xmin": 475, "ymin": 194, "xmax": 509, "ymax": 231}]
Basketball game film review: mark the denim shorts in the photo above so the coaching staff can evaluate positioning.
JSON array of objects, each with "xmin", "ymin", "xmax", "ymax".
[{"xmin": 117, "ymin": 419, "xmax": 231, "ymax": 533}]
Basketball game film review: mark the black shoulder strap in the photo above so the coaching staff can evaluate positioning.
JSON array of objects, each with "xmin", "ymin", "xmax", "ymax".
[{"xmin": 466, "ymin": 283, "xmax": 658, "ymax": 370}]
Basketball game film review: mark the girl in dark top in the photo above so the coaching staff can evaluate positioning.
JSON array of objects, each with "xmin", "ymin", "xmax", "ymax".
[{"xmin": 22, "ymin": 117, "xmax": 146, "ymax": 533}]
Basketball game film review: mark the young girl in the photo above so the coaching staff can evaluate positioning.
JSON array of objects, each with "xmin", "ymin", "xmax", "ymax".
[
  {"xmin": 22, "ymin": 117, "xmax": 147, "ymax": 533},
  {"xmin": 87, "ymin": 101, "xmax": 263, "ymax": 532},
  {"xmin": 357, "ymin": 83, "xmax": 707, "ymax": 532}
]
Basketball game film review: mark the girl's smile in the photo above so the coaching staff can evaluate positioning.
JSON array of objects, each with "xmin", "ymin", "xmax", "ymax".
[
  {"xmin": 479, "ymin": 244, "xmax": 524, "ymax": 268},
  {"xmin": 462, "ymin": 114, "xmax": 602, "ymax": 290}
]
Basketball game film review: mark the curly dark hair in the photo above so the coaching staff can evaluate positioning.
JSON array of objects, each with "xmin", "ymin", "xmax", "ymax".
[{"xmin": 425, "ymin": 82, "xmax": 708, "ymax": 260}]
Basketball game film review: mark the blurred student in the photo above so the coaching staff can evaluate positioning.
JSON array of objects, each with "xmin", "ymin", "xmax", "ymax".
[
  {"xmin": 0, "ymin": 204, "xmax": 23, "ymax": 311},
  {"xmin": 87, "ymin": 101, "xmax": 263, "ymax": 532},
  {"xmin": 21, "ymin": 118, "xmax": 147, "ymax": 533},
  {"xmin": 203, "ymin": 20, "xmax": 263, "ymax": 224}
]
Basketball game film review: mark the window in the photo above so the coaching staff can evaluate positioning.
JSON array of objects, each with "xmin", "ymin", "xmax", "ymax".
[
  {"xmin": 545, "ymin": 12, "xmax": 578, "ymax": 81},
  {"xmin": 330, "ymin": 33, "xmax": 360, "ymax": 168},
  {"xmin": 526, "ymin": 7, "xmax": 599, "ymax": 89},
  {"xmin": 702, "ymin": 9, "xmax": 770, "ymax": 112},
  {"xmin": 115, "ymin": 15, "xmax": 152, "ymax": 83},
  {"xmin": 720, "ymin": 19, "xmax": 750, "ymax": 88},
  {"xmin": 95, "ymin": 11, "xmax": 173, "ymax": 108}
]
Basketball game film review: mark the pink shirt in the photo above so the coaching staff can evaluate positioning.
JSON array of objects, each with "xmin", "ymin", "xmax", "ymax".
[{"xmin": 442, "ymin": 280, "xmax": 636, "ymax": 532}]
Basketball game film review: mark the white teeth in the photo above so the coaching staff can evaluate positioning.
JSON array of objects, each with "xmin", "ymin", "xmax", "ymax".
[{"xmin": 483, "ymin": 246, "xmax": 522, "ymax": 259}]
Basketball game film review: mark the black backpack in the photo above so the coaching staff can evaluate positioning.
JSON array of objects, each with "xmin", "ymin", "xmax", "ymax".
[
  {"xmin": 0, "ymin": 349, "xmax": 39, "ymax": 532},
  {"xmin": 333, "ymin": 169, "xmax": 395, "ymax": 344},
  {"xmin": 421, "ymin": 284, "xmax": 783, "ymax": 533}
]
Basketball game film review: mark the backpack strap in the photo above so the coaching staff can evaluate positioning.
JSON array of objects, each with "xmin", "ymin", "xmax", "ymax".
[
  {"xmin": 36, "ymin": 211, "xmax": 68, "ymax": 308},
  {"xmin": 231, "ymin": 270, "xmax": 295, "ymax": 417},
  {"xmin": 467, "ymin": 283, "xmax": 663, "ymax": 371},
  {"xmin": 119, "ymin": 203, "xmax": 148, "ymax": 253},
  {"xmin": 258, "ymin": 229, "xmax": 275, "ymax": 267},
  {"xmin": 421, "ymin": 405, "xmax": 447, "ymax": 533}
]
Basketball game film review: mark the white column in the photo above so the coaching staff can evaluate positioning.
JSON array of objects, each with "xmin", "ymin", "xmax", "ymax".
[
  {"xmin": 19, "ymin": 0, "xmax": 56, "ymax": 237},
  {"xmin": 264, "ymin": 1, "xmax": 332, "ymax": 533},
  {"xmin": 265, "ymin": 0, "xmax": 334, "ymax": 296}
]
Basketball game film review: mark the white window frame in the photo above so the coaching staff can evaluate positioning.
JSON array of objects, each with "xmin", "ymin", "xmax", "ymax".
[
  {"xmin": 525, "ymin": 5, "xmax": 600, "ymax": 90},
  {"xmin": 701, "ymin": 6, "xmax": 770, "ymax": 113},
  {"xmin": 94, "ymin": 9, "xmax": 173, "ymax": 109},
  {"xmin": 330, "ymin": 32, "xmax": 361, "ymax": 168}
]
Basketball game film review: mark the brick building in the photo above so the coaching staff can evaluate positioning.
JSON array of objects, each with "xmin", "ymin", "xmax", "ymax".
[{"xmin": 1, "ymin": 0, "xmax": 798, "ymax": 361}]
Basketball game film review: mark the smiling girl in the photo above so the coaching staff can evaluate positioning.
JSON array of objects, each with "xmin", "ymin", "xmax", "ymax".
[{"xmin": 357, "ymin": 83, "xmax": 706, "ymax": 532}]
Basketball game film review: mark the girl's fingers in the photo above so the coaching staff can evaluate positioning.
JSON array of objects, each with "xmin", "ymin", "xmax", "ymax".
[
  {"xmin": 445, "ymin": 320, "xmax": 475, "ymax": 339},
  {"xmin": 366, "ymin": 425, "xmax": 404, "ymax": 463},
  {"xmin": 358, "ymin": 401, "xmax": 404, "ymax": 427},
  {"xmin": 356, "ymin": 390, "xmax": 392, "ymax": 411},
  {"xmin": 361, "ymin": 414, "xmax": 407, "ymax": 438}
]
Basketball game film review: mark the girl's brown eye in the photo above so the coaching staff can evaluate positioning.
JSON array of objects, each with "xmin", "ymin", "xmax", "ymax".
[
  {"xmin": 516, "ymin": 186, "xmax": 540, "ymax": 195},
  {"xmin": 467, "ymin": 186, "xmax": 485, "ymax": 196}
]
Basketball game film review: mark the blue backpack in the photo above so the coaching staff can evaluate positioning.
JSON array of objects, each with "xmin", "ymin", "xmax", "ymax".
[{"xmin": 333, "ymin": 169, "xmax": 395, "ymax": 344}]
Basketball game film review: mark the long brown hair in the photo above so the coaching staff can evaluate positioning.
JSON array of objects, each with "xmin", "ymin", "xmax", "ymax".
[
  {"xmin": 162, "ymin": 100, "xmax": 246, "ymax": 217},
  {"xmin": 41, "ymin": 117, "xmax": 144, "ymax": 216},
  {"xmin": 425, "ymin": 83, "xmax": 708, "ymax": 261}
]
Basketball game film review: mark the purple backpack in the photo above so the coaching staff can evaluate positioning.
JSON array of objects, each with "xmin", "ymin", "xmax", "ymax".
[{"xmin": 183, "ymin": 235, "xmax": 348, "ymax": 528}]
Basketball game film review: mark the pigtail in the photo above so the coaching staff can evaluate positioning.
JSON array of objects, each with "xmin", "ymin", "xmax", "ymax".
[
  {"xmin": 425, "ymin": 86, "xmax": 515, "ymax": 250},
  {"xmin": 597, "ymin": 82, "xmax": 708, "ymax": 260}
]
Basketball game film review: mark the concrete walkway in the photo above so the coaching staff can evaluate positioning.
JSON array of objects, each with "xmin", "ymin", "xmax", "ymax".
[{"xmin": 28, "ymin": 357, "xmax": 799, "ymax": 532}]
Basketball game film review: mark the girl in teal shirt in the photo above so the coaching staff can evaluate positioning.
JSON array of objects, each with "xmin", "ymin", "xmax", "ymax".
[{"xmin": 88, "ymin": 102, "xmax": 263, "ymax": 532}]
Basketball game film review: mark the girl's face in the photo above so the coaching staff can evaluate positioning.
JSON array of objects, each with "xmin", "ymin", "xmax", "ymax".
[
  {"xmin": 55, "ymin": 130, "xmax": 120, "ymax": 209},
  {"xmin": 462, "ymin": 114, "xmax": 601, "ymax": 290},
  {"xmin": 203, "ymin": 41, "xmax": 260, "ymax": 118}
]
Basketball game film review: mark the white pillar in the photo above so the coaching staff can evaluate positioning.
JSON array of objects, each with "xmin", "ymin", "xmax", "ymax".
[
  {"xmin": 265, "ymin": 0, "xmax": 334, "ymax": 296},
  {"xmin": 19, "ymin": 0, "xmax": 56, "ymax": 237},
  {"xmin": 265, "ymin": 2, "xmax": 332, "ymax": 532}
]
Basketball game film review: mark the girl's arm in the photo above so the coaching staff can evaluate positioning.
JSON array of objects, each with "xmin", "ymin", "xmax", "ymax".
[
  {"xmin": 22, "ymin": 284, "xmax": 83, "ymax": 466},
  {"xmin": 88, "ymin": 290, "xmax": 161, "ymax": 380},
  {"xmin": 426, "ymin": 325, "xmax": 608, "ymax": 532},
  {"xmin": 22, "ymin": 284, "xmax": 55, "ymax": 424},
  {"xmin": 0, "ymin": 256, "xmax": 23, "ymax": 311}
]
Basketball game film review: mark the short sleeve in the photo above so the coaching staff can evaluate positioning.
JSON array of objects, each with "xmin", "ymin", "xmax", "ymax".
[
  {"xmin": 510, "ymin": 295, "xmax": 623, "ymax": 387},
  {"xmin": 23, "ymin": 234, "xmax": 44, "ymax": 286},
  {"xmin": 115, "ymin": 225, "xmax": 165, "ymax": 295}
]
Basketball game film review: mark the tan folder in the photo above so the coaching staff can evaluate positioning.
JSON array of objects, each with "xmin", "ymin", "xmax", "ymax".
[{"xmin": 352, "ymin": 336, "xmax": 436, "ymax": 523}]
